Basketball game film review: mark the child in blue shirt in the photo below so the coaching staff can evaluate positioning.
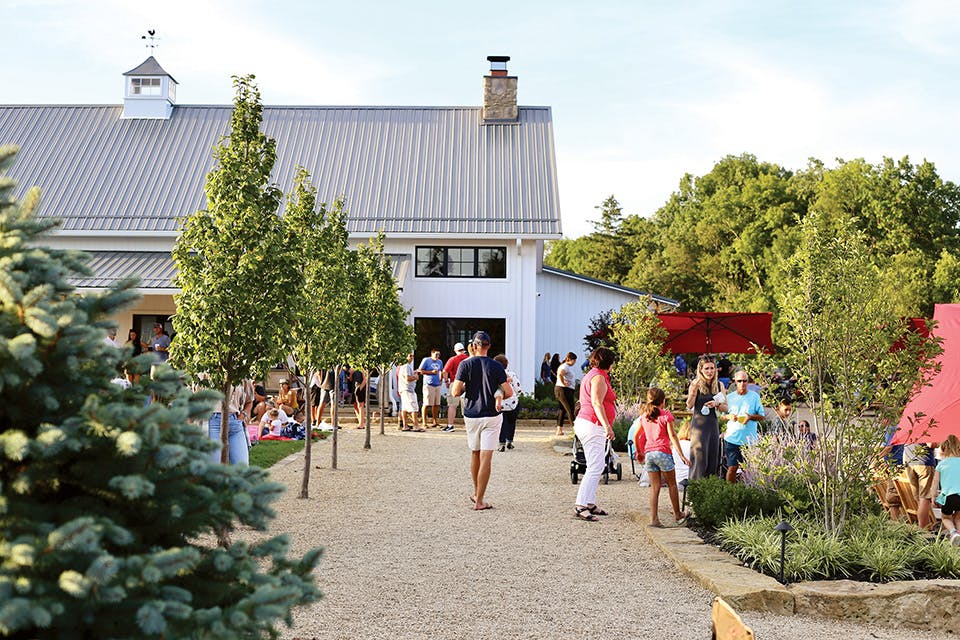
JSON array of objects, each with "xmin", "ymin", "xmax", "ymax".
[{"xmin": 934, "ymin": 435, "xmax": 960, "ymax": 546}]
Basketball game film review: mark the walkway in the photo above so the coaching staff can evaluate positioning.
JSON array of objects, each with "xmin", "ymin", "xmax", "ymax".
[{"xmin": 251, "ymin": 425, "xmax": 939, "ymax": 640}]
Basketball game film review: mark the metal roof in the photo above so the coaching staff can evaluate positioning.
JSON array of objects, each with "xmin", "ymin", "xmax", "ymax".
[
  {"xmin": 0, "ymin": 104, "xmax": 562, "ymax": 237},
  {"xmin": 68, "ymin": 251, "xmax": 178, "ymax": 289},
  {"xmin": 541, "ymin": 266, "xmax": 679, "ymax": 308},
  {"xmin": 66, "ymin": 250, "xmax": 411, "ymax": 291}
]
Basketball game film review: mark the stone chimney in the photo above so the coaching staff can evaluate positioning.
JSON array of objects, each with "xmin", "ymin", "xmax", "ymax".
[{"xmin": 482, "ymin": 55, "xmax": 518, "ymax": 123}]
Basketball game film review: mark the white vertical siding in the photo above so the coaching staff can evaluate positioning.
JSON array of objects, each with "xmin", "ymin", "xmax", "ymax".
[{"xmin": 535, "ymin": 271, "xmax": 640, "ymax": 377}]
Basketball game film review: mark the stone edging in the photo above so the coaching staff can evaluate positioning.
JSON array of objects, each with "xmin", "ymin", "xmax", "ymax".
[{"xmin": 627, "ymin": 511, "xmax": 960, "ymax": 630}]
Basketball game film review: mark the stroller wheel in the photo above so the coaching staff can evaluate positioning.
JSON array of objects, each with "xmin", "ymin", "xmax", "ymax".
[
  {"xmin": 602, "ymin": 469, "xmax": 609, "ymax": 485},
  {"xmin": 570, "ymin": 468, "xmax": 578, "ymax": 484},
  {"xmin": 616, "ymin": 463, "xmax": 622, "ymax": 481}
]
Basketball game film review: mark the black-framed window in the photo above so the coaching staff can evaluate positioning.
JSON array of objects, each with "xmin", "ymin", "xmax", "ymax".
[{"xmin": 415, "ymin": 246, "xmax": 506, "ymax": 278}]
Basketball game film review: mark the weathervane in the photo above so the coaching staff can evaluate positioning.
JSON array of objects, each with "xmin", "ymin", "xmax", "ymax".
[{"xmin": 141, "ymin": 29, "xmax": 159, "ymax": 54}]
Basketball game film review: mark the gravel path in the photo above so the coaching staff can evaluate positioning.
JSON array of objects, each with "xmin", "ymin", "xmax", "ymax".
[{"xmin": 248, "ymin": 425, "xmax": 940, "ymax": 640}]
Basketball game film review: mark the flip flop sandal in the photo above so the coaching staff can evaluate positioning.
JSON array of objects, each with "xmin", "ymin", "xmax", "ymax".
[
  {"xmin": 574, "ymin": 507, "xmax": 599, "ymax": 522},
  {"xmin": 587, "ymin": 505, "xmax": 609, "ymax": 516}
]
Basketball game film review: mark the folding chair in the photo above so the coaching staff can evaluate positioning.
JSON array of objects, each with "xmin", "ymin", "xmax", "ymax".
[
  {"xmin": 893, "ymin": 476, "xmax": 919, "ymax": 524},
  {"xmin": 711, "ymin": 597, "xmax": 755, "ymax": 640},
  {"xmin": 872, "ymin": 480, "xmax": 890, "ymax": 513}
]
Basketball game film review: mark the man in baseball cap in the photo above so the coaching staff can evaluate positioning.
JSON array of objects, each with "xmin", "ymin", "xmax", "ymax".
[
  {"xmin": 441, "ymin": 342, "xmax": 469, "ymax": 432},
  {"xmin": 450, "ymin": 330, "xmax": 512, "ymax": 510}
]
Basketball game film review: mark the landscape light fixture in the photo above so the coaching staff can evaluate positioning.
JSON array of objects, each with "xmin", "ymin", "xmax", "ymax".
[{"xmin": 774, "ymin": 520, "xmax": 794, "ymax": 584}]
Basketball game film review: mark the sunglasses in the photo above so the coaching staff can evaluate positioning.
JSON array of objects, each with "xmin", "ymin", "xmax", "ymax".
[{"xmin": 734, "ymin": 379, "xmax": 749, "ymax": 383}]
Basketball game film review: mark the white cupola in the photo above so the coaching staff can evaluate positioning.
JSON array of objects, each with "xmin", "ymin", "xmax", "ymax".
[{"xmin": 121, "ymin": 56, "xmax": 177, "ymax": 119}]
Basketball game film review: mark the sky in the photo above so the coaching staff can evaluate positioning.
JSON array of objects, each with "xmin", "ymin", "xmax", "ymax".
[{"xmin": 2, "ymin": 0, "xmax": 959, "ymax": 238}]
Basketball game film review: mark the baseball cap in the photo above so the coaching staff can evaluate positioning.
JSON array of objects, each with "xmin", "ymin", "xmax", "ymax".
[
  {"xmin": 472, "ymin": 331, "xmax": 491, "ymax": 345},
  {"xmin": 454, "ymin": 342, "xmax": 466, "ymax": 353}
]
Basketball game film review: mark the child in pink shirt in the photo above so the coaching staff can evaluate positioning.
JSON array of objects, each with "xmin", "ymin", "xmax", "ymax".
[{"xmin": 633, "ymin": 387, "xmax": 690, "ymax": 527}]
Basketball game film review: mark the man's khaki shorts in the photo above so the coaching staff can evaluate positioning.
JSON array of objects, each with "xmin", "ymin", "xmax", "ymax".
[
  {"xmin": 422, "ymin": 384, "xmax": 441, "ymax": 406},
  {"xmin": 907, "ymin": 465, "xmax": 936, "ymax": 500}
]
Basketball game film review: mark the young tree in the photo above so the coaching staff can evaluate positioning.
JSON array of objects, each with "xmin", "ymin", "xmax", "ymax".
[
  {"xmin": 353, "ymin": 236, "xmax": 415, "ymax": 445},
  {"xmin": 775, "ymin": 209, "xmax": 939, "ymax": 533},
  {"xmin": 172, "ymin": 75, "xmax": 299, "ymax": 463},
  {"xmin": 608, "ymin": 299, "xmax": 671, "ymax": 403},
  {"xmin": 0, "ymin": 146, "xmax": 321, "ymax": 638},
  {"xmin": 283, "ymin": 168, "xmax": 355, "ymax": 490}
]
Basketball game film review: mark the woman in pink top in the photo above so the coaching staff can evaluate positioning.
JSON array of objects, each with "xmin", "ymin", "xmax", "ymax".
[
  {"xmin": 572, "ymin": 347, "xmax": 617, "ymax": 522},
  {"xmin": 634, "ymin": 387, "xmax": 690, "ymax": 527}
]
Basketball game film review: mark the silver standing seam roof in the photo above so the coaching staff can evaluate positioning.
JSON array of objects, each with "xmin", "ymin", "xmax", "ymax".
[
  {"xmin": 0, "ymin": 104, "xmax": 562, "ymax": 237},
  {"xmin": 67, "ymin": 251, "xmax": 411, "ymax": 291}
]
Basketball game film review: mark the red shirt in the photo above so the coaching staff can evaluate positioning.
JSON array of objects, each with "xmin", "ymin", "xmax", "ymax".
[
  {"xmin": 634, "ymin": 410, "xmax": 676, "ymax": 455},
  {"xmin": 577, "ymin": 368, "xmax": 616, "ymax": 426},
  {"xmin": 443, "ymin": 353, "xmax": 469, "ymax": 381}
]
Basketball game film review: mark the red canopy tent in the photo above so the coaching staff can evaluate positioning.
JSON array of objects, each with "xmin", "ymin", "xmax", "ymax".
[
  {"xmin": 656, "ymin": 312, "xmax": 775, "ymax": 355},
  {"xmin": 892, "ymin": 304, "xmax": 960, "ymax": 445}
]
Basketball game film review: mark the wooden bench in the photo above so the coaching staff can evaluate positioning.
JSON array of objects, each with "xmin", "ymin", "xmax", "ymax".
[{"xmin": 712, "ymin": 597, "xmax": 755, "ymax": 639}]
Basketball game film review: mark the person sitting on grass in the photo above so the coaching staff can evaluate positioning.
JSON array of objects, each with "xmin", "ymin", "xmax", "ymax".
[
  {"xmin": 260, "ymin": 406, "xmax": 291, "ymax": 437},
  {"xmin": 934, "ymin": 434, "xmax": 960, "ymax": 546},
  {"xmin": 633, "ymin": 387, "xmax": 690, "ymax": 528}
]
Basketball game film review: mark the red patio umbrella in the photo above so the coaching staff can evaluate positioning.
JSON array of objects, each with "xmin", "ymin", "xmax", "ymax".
[
  {"xmin": 893, "ymin": 304, "xmax": 960, "ymax": 445},
  {"xmin": 656, "ymin": 311, "xmax": 775, "ymax": 355}
]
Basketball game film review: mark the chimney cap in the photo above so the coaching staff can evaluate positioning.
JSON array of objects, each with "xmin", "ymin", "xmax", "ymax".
[{"xmin": 487, "ymin": 55, "xmax": 511, "ymax": 63}]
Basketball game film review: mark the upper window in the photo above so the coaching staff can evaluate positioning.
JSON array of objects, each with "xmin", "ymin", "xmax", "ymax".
[
  {"xmin": 131, "ymin": 77, "xmax": 162, "ymax": 96},
  {"xmin": 416, "ymin": 246, "xmax": 506, "ymax": 279}
]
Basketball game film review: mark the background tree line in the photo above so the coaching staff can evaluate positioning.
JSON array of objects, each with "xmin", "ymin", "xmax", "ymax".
[{"xmin": 546, "ymin": 154, "xmax": 960, "ymax": 341}]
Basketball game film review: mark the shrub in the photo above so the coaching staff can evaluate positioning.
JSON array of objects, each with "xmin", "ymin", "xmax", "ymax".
[
  {"xmin": 532, "ymin": 380, "xmax": 561, "ymax": 402},
  {"xmin": 0, "ymin": 146, "xmax": 321, "ymax": 638},
  {"xmin": 717, "ymin": 513, "xmax": 958, "ymax": 583},
  {"xmin": 687, "ymin": 476, "xmax": 784, "ymax": 528}
]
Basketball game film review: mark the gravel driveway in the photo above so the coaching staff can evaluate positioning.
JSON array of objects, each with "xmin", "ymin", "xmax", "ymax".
[{"xmin": 249, "ymin": 425, "xmax": 940, "ymax": 640}]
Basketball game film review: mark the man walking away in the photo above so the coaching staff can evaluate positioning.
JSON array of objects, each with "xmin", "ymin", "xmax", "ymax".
[
  {"xmin": 441, "ymin": 342, "xmax": 469, "ymax": 432},
  {"xmin": 451, "ymin": 331, "xmax": 513, "ymax": 511}
]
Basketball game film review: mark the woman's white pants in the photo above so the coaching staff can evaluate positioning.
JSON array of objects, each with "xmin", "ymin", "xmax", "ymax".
[{"xmin": 574, "ymin": 418, "xmax": 606, "ymax": 507}]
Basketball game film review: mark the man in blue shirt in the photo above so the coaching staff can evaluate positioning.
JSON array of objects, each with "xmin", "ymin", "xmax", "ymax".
[
  {"xmin": 417, "ymin": 348, "xmax": 444, "ymax": 428},
  {"xmin": 722, "ymin": 369, "xmax": 764, "ymax": 483},
  {"xmin": 450, "ymin": 331, "xmax": 513, "ymax": 511}
]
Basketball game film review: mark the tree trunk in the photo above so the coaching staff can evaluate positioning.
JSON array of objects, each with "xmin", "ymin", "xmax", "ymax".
[
  {"xmin": 379, "ymin": 365, "xmax": 386, "ymax": 436},
  {"xmin": 331, "ymin": 366, "xmax": 339, "ymax": 470},
  {"xmin": 220, "ymin": 379, "xmax": 232, "ymax": 464},
  {"xmin": 364, "ymin": 367, "xmax": 372, "ymax": 450},
  {"xmin": 299, "ymin": 369, "xmax": 313, "ymax": 499}
]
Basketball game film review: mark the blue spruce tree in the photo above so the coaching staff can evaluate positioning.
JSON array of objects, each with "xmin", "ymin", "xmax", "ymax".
[{"xmin": 0, "ymin": 145, "xmax": 321, "ymax": 638}]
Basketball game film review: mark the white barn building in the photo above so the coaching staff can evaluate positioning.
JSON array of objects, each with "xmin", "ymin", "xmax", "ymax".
[{"xmin": 0, "ymin": 55, "xmax": 676, "ymax": 381}]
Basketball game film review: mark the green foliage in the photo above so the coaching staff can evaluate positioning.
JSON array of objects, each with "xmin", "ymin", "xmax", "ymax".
[
  {"xmin": 718, "ymin": 513, "xmax": 957, "ymax": 583},
  {"xmin": 686, "ymin": 476, "xmax": 784, "ymax": 528},
  {"xmin": 172, "ymin": 75, "xmax": 300, "ymax": 461},
  {"xmin": 531, "ymin": 380, "xmax": 560, "ymax": 402},
  {"xmin": 249, "ymin": 440, "xmax": 307, "ymax": 469},
  {"xmin": 545, "ymin": 195, "xmax": 634, "ymax": 284},
  {"xmin": 353, "ymin": 235, "xmax": 414, "ymax": 371},
  {"xmin": 608, "ymin": 299, "xmax": 671, "ymax": 401},
  {"xmin": 774, "ymin": 209, "xmax": 940, "ymax": 533},
  {"xmin": 548, "ymin": 155, "xmax": 960, "ymax": 346},
  {"xmin": 0, "ymin": 145, "xmax": 321, "ymax": 638}
]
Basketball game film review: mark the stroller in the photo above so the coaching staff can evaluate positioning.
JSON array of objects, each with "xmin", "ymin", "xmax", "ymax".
[{"xmin": 569, "ymin": 434, "xmax": 622, "ymax": 485}]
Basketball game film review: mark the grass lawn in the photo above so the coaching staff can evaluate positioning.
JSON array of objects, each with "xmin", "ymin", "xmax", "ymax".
[{"xmin": 249, "ymin": 439, "xmax": 305, "ymax": 468}]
